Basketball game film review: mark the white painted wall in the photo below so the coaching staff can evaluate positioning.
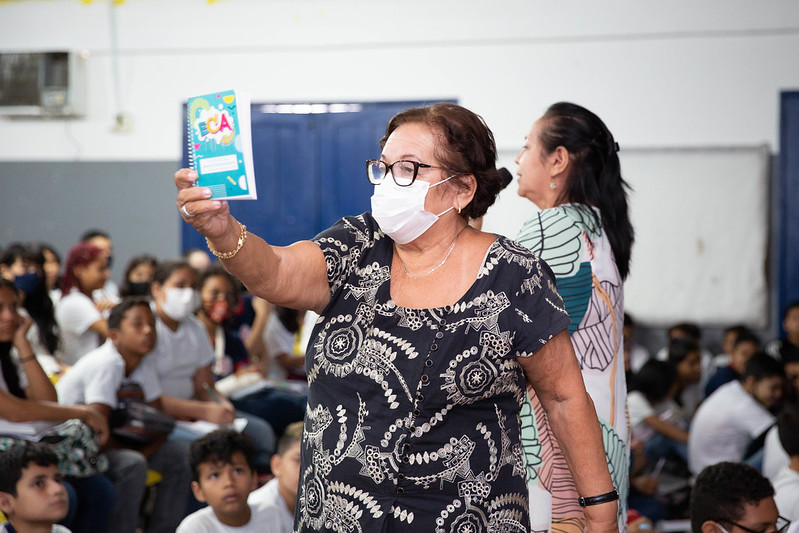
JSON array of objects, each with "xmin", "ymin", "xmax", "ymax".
[
  {"xmin": 1, "ymin": 0, "xmax": 797, "ymax": 330},
  {"xmin": 1, "ymin": 0, "xmax": 798, "ymax": 161}
]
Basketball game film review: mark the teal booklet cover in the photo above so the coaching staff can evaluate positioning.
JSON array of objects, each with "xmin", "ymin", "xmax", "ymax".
[{"xmin": 187, "ymin": 90, "xmax": 257, "ymax": 200}]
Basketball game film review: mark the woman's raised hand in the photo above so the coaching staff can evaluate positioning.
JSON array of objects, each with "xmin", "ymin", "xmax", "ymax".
[{"xmin": 175, "ymin": 168, "xmax": 231, "ymax": 239}]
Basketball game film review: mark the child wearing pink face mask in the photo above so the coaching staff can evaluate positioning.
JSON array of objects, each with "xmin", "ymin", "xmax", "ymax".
[
  {"xmin": 147, "ymin": 261, "xmax": 276, "ymax": 471},
  {"xmin": 196, "ymin": 265, "xmax": 305, "ymax": 439}
]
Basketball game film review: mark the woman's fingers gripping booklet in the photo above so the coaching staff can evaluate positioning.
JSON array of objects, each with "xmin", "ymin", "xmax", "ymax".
[{"xmin": 187, "ymin": 90, "xmax": 257, "ymax": 200}]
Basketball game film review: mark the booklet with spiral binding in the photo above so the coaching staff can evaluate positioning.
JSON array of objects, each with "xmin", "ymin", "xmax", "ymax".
[{"xmin": 187, "ymin": 89, "xmax": 257, "ymax": 200}]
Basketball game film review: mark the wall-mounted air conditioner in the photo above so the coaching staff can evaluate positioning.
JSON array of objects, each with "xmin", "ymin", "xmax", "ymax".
[{"xmin": 0, "ymin": 51, "xmax": 87, "ymax": 118}]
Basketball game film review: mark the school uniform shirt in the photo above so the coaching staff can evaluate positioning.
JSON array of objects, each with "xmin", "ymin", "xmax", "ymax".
[
  {"xmin": 0, "ymin": 524, "xmax": 71, "ymax": 532},
  {"xmin": 688, "ymin": 380, "xmax": 775, "ymax": 475},
  {"xmin": 56, "ymin": 340, "xmax": 162, "ymax": 408},
  {"xmin": 175, "ymin": 503, "xmax": 282, "ymax": 533},
  {"xmin": 248, "ymin": 478, "xmax": 295, "ymax": 532},
  {"xmin": 54, "ymin": 289, "xmax": 102, "ymax": 365},
  {"xmin": 149, "ymin": 314, "xmax": 214, "ymax": 400},
  {"xmin": 774, "ymin": 466, "xmax": 799, "ymax": 521},
  {"xmin": 763, "ymin": 425, "xmax": 790, "ymax": 482}
]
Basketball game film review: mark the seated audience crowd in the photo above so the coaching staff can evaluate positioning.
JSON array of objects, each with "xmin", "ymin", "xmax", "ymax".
[
  {"xmin": 2, "ymin": 235, "xmax": 798, "ymax": 532},
  {"xmin": 0, "ymin": 237, "xmax": 305, "ymax": 531},
  {"xmin": 625, "ymin": 309, "xmax": 799, "ymax": 529}
]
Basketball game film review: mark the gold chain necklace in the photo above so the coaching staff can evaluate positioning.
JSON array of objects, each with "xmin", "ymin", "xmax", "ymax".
[{"xmin": 398, "ymin": 226, "xmax": 467, "ymax": 280}]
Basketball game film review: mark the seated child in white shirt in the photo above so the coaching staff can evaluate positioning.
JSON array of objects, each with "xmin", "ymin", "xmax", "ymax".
[
  {"xmin": 178, "ymin": 429, "xmax": 275, "ymax": 532},
  {"xmin": 248, "ymin": 421, "xmax": 302, "ymax": 532},
  {"xmin": 0, "ymin": 442, "xmax": 72, "ymax": 533}
]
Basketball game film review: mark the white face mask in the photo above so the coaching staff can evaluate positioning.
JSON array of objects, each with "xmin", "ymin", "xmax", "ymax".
[
  {"xmin": 371, "ymin": 176, "xmax": 455, "ymax": 244},
  {"xmin": 161, "ymin": 287, "xmax": 200, "ymax": 322}
]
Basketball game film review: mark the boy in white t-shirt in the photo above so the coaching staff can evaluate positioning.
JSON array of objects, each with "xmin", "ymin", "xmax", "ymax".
[
  {"xmin": 178, "ymin": 429, "xmax": 274, "ymax": 532},
  {"xmin": 689, "ymin": 352, "xmax": 785, "ymax": 475},
  {"xmin": 248, "ymin": 421, "xmax": 302, "ymax": 532},
  {"xmin": 0, "ymin": 442, "xmax": 71, "ymax": 533},
  {"xmin": 55, "ymin": 298, "xmax": 191, "ymax": 533}
]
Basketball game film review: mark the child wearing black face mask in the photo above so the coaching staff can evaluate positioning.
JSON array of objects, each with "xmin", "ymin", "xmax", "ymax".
[
  {"xmin": 0, "ymin": 243, "xmax": 62, "ymax": 373},
  {"xmin": 119, "ymin": 255, "xmax": 158, "ymax": 299}
]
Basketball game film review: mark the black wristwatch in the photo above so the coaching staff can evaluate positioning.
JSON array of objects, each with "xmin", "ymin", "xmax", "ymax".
[{"xmin": 578, "ymin": 489, "xmax": 619, "ymax": 508}]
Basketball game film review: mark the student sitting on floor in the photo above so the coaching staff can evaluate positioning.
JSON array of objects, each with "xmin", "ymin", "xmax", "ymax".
[
  {"xmin": 705, "ymin": 330, "xmax": 761, "ymax": 398},
  {"xmin": 690, "ymin": 461, "xmax": 788, "ymax": 533},
  {"xmin": 689, "ymin": 352, "xmax": 785, "ymax": 475},
  {"xmin": 177, "ymin": 429, "xmax": 275, "ymax": 532},
  {"xmin": 56, "ymin": 297, "xmax": 192, "ymax": 533},
  {"xmin": 248, "ymin": 421, "xmax": 303, "ymax": 532},
  {"xmin": 0, "ymin": 442, "xmax": 71, "ymax": 533}
]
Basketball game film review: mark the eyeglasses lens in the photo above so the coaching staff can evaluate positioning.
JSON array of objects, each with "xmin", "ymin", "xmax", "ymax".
[
  {"xmin": 367, "ymin": 161, "xmax": 386, "ymax": 184},
  {"xmin": 392, "ymin": 161, "xmax": 416, "ymax": 186}
]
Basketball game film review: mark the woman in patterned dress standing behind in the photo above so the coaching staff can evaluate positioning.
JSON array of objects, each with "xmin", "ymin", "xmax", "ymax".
[
  {"xmin": 176, "ymin": 102, "xmax": 620, "ymax": 533},
  {"xmin": 514, "ymin": 102, "xmax": 634, "ymax": 533}
]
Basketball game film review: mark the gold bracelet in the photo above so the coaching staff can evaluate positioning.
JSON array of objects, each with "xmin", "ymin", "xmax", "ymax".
[{"xmin": 206, "ymin": 221, "xmax": 247, "ymax": 260}]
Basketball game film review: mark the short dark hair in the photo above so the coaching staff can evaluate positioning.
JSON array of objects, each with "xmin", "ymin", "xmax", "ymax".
[
  {"xmin": 777, "ymin": 404, "xmax": 799, "ymax": 457},
  {"xmin": 743, "ymin": 352, "xmax": 785, "ymax": 382},
  {"xmin": 189, "ymin": 429, "xmax": 256, "ymax": 482},
  {"xmin": 80, "ymin": 229, "xmax": 110, "ymax": 242},
  {"xmin": 276, "ymin": 421, "xmax": 303, "ymax": 456},
  {"xmin": 783, "ymin": 301, "xmax": 799, "ymax": 320},
  {"xmin": 732, "ymin": 331, "xmax": 761, "ymax": 350},
  {"xmin": 151, "ymin": 259, "xmax": 196, "ymax": 287},
  {"xmin": 108, "ymin": 297, "xmax": 152, "ymax": 330},
  {"xmin": 669, "ymin": 322, "xmax": 702, "ymax": 342},
  {"xmin": 632, "ymin": 359, "xmax": 677, "ymax": 403},
  {"xmin": 724, "ymin": 324, "xmax": 752, "ymax": 339},
  {"xmin": 380, "ymin": 103, "xmax": 503, "ymax": 220},
  {"xmin": 690, "ymin": 462, "xmax": 774, "ymax": 533},
  {"xmin": 0, "ymin": 442, "xmax": 60, "ymax": 497},
  {"xmin": 667, "ymin": 338, "xmax": 700, "ymax": 367}
]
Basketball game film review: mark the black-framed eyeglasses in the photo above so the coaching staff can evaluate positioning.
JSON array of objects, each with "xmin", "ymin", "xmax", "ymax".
[
  {"xmin": 366, "ymin": 159, "xmax": 445, "ymax": 187},
  {"xmin": 719, "ymin": 515, "xmax": 791, "ymax": 533}
]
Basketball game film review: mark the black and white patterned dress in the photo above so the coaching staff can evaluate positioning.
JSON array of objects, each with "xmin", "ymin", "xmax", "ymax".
[{"xmin": 296, "ymin": 213, "xmax": 570, "ymax": 533}]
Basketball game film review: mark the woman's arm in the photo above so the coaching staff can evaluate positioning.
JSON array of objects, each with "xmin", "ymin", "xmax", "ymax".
[
  {"xmin": 175, "ymin": 169, "xmax": 330, "ymax": 313},
  {"xmin": 518, "ymin": 330, "xmax": 618, "ymax": 532},
  {"xmin": 0, "ymin": 390, "xmax": 109, "ymax": 445}
]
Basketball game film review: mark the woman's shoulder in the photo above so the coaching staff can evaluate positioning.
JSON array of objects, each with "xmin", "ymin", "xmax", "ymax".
[
  {"xmin": 482, "ymin": 235, "xmax": 556, "ymax": 278},
  {"xmin": 314, "ymin": 213, "xmax": 381, "ymax": 245},
  {"xmin": 313, "ymin": 213, "xmax": 391, "ymax": 275}
]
